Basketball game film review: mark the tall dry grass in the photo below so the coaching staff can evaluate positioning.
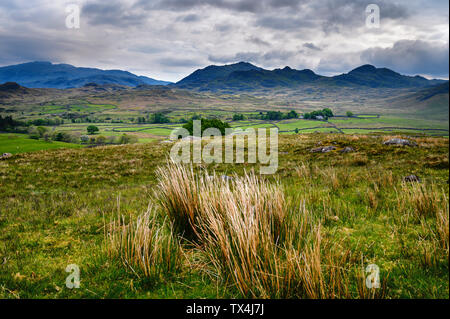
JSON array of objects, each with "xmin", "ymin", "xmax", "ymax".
[
  {"xmin": 436, "ymin": 196, "xmax": 449, "ymax": 255},
  {"xmin": 106, "ymin": 205, "xmax": 182, "ymax": 280},
  {"xmin": 396, "ymin": 182, "xmax": 444, "ymax": 219},
  {"xmin": 156, "ymin": 162, "xmax": 356, "ymax": 298}
]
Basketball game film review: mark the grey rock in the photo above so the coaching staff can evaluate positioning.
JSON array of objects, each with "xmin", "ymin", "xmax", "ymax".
[
  {"xmin": 310, "ymin": 146, "xmax": 336, "ymax": 153},
  {"xmin": 403, "ymin": 175, "xmax": 421, "ymax": 183},
  {"xmin": 383, "ymin": 138, "xmax": 418, "ymax": 147},
  {"xmin": 340, "ymin": 146, "xmax": 355, "ymax": 153}
]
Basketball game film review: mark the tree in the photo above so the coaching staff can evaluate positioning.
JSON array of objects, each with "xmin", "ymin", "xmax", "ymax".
[
  {"xmin": 322, "ymin": 108, "xmax": 334, "ymax": 118},
  {"xmin": 87, "ymin": 125, "xmax": 99, "ymax": 135},
  {"xmin": 151, "ymin": 112, "xmax": 170, "ymax": 124},
  {"xmin": 346, "ymin": 111, "xmax": 354, "ymax": 117},
  {"xmin": 286, "ymin": 110, "xmax": 298, "ymax": 119},
  {"xmin": 183, "ymin": 119, "xmax": 231, "ymax": 136}
]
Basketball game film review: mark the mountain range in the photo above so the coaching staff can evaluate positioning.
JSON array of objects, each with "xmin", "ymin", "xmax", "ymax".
[
  {"xmin": 0, "ymin": 61, "xmax": 446, "ymax": 91},
  {"xmin": 173, "ymin": 62, "xmax": 445, "ymax": 91},
  {"xmin": 0, "ymin": 61, "xmax": 171, "ymax": 89}
]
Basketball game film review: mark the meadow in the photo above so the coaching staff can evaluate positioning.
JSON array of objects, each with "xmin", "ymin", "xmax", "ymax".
[
  {"xmin": 0, "ymin": 134, "xmax": 82, "ymax": 154},
  {"xmin": 0, "ymin": 133, "xmax": 448, "ymax": 298}
]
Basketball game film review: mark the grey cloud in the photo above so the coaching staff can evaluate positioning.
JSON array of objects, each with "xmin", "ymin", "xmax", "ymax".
[
  {"xmin": 214, "ymin": 23, "xmax": 234, "ymax": 32},
  {"xmin": 157, "ymin": 57, "xmax": 204, "ymax": 68},
  {"xmin": 303, "ymin": 43, "xmax": 321, "ymax": 51},
  {"xmin": 177, "ymin": 13, "xmax": 202, "ymax": 22},
  {"xmin": 361, "ymin": 40, "xmax": 449, "ymax": 77},
  {"xmin": 208, "ymin": 50, "xmax": 298, "ymax": 65},
  {"xmin": 82, "ymin": 1, "xmax": 147, "ymax": 27},
  {"xmin": 248, "ymin": 36, "xmax": 271, "ymax": 47},
  {"xmin": 255, "ymin": 16, "xmax": 315, "ymax": 30},
  {"xmin": 146, "ymin": 0, "xmax": 302, "ymax": 13}
]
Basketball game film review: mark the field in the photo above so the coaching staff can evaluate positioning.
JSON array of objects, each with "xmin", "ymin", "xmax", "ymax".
[
  {"xmin": 0, "ymin": 133, "xmax": 448, "ymax": 298},
  {"xmin": 0, "ymin": 134, "xmax": 82, "ymax": 154}
]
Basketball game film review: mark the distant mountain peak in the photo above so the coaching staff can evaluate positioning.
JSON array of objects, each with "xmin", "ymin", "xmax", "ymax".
[
  {"xmin": 349, "ymin": 64, "xmax": 377, "ymax": 73},
  {"xmin": 0, "ymin": 61, "xmax": 171, "ymax": 89}
]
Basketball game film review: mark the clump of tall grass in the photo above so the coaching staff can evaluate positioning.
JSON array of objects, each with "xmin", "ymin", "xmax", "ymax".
[
  {"xmin": 106, "ymin": 205, "xmax": 182, "ymax": 280},
  {"xmin": 157, "ymin": 161, "xmax": 355, "ymax": 298},
  {"xmin": 436, "ymin": 195, "xmax": 449, "ymax": 256},
  {"xmin": 396, "ymin": 182, "xmax": 444, "ymax": 219}
]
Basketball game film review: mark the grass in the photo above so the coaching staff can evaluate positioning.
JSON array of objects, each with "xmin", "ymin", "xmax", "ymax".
[
  {"xmin": 0, "ymin": 133, "xmax": 448, "ymax": 298},
  {"xmin": 0, "ymin": 133, "xmax": 83, "ymax": 154}
]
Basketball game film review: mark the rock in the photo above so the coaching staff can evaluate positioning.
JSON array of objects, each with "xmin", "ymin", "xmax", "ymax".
[
  {"xmin": 321, "ymin": 146, "xmax": 336, "ymax": 153},
  {"xmin": 0, "ymin": 153, "xmax": 12, "ymax": 160},
  {"xmin": 403, "ymin": 175, "xmax": 421, "ymax": 183},
  {"xmin": 340, "ymin": 146, "xmax": 355, "ymax": 153},
  {"xmin": 310, "ymin": 146, "xmax": 336, "ymax": 153},
  {"xmin": 383, "ymin": 138, "xmax": 417, "ymax": 147}
]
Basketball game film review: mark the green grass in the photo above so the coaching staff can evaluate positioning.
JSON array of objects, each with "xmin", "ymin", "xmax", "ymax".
[
  {"xmin": 0, "ymin": 134, "xmax": 83, "ymax": 154},
  {"xmin": 0, "ymin": 134, "xmax": 448, "ymax": 298}
]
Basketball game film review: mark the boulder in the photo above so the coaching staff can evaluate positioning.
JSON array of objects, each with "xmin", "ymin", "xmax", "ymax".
[
  {"xmin": 310, "ymin": 146, "xmax": 336, "ymax": 153},
  {"xmin": 340, "ymin": 146, "xmax": 355, "ymax": 153},
  {"xmin": 383, "ymin": 138, "xmax": 417, "ymax": 147},
  {"xmin": 403, "ymin": 175, "xmax": 421, "ymax": 183}
]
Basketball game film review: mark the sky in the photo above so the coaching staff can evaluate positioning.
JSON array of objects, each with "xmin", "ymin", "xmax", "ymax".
[{"xmin": 0, "ymin": 0, "xmax": 448, "ymax": 82}]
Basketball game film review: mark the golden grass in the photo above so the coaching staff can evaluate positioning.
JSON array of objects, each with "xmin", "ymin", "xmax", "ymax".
[
  {"xmin": 436, "ymin": 195, "xmax": 449, "ymax": 256},
  {"xmin": 106, "ymin": 204, "xmax": 182, "ymax": 280},
  {"xmin": 397, "ymin": 182, "xmax": 443, "ymax": 219},
  {"xmin": 156, "ymin": 161, "xmax": 357, "ymax": 298}
]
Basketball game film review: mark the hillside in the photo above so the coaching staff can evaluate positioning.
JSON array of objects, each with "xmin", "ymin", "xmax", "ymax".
[
  {"xmin": 387, "ymin": 82, "xmax": 449, "ymax": 120},
  {"xmin": 0, "ymin": 62, "xmax": 171, "ymax": 89}
]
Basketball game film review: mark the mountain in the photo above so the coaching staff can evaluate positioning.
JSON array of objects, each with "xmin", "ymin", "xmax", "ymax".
[
  {"xmin": 173, "ymin": 62, "xmax": 445, "ymax": 92},
  {"xmin": 174, "ymin": 62, "xmax": 322, "ymax": 91},
  {"xmin": 329, "ymin": 64, "xmax": 443, "ymax": 88},
  {"xmin": 0, "ymin": 61, "xmax": 171, "ymax": 89},
  {"xmin": 175, "ymin": 62, "xmax": 262, "ymax": 89}
]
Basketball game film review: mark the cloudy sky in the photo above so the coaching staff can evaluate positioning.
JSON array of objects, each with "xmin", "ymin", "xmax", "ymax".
[{"xmin": 0, "ymin": 0, "xmax": 448, "ymax": 81}]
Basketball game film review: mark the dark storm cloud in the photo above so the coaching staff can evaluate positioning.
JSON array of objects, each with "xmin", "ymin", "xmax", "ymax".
[{"xmin": 361, "ymin": 40, "xmax": 449, "ymax": 77}]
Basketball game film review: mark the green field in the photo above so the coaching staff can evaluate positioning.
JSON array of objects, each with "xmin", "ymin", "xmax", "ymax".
[{"xmin": 0, "ymin": 134, "xmax": 83, "ymax": 154}]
